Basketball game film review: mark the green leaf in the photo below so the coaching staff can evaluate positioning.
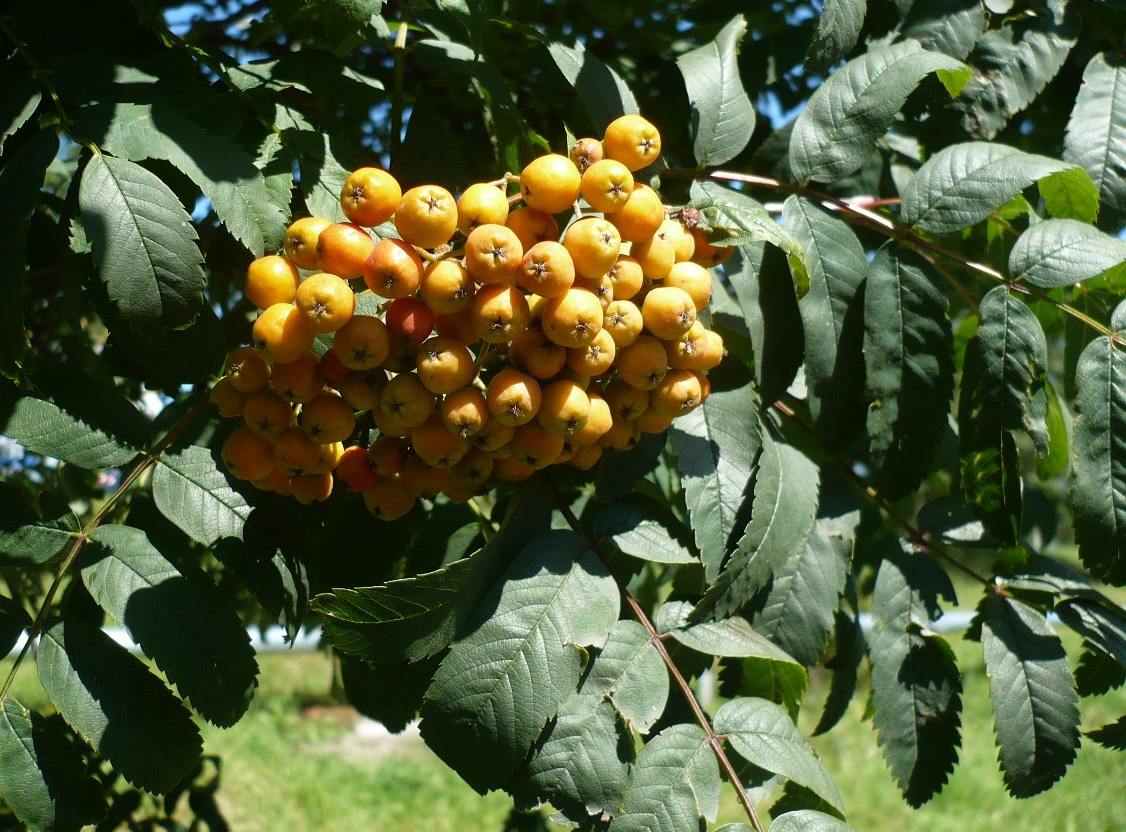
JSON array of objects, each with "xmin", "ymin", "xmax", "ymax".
[
  {"xmin": 299, "ymin": 134, "xmax": 351, "ymax": 222},
  {"xmin": 72, "ymin": 103, "xmax": 287, "ymax": 253},
  {"xmin": 1010, "ymin": 219, "xmax": 1126, "ymax": 289},
  {"xmin": 0, "ymin": 699, "xmax": 105, "ymax": 832},
  {"xmin": 783, "ymin": 196, "xmax": 868, "ymax": 450},
  {"xmin": 340, "ymin": 654, "xmax": 438, "ymax": 735},
  {"xmin": 668, "ymin": 367, "xmax": 761, "ymax": 582},
  {"xmin": 869, "ymin": 547, "xmax": 962, "ymax": 806},
  {"xmin": 676, "ymin": 15, "xmax": 755, "ymax": 166},
  {"xmin": 955, "ymin": 2, "xmax": 1078, "ymax": 139},
  {"xmin": 419, "ymin": 530, "xmax": 619, "ymax": 793},
  {"xmin": 812, "ymin": 612, "xmax": 865, "ymax": 735},
  {"xmin": 719, "ymin": 652, "xmax": 810, "ymax": 723},
  {"xmin": 1065, "ymin": 53, "xmax": 1126, "ymax": 225},
  {"xmin": 1054, "ymin": 598, "xmax": 1126, "ymax": 666},
  {"xmin": 1036, "ymin": 379, "xmax": 1071, "ymax": 481},
  {"xmin": 659, "ymin": 600, "xmax": 801, "ymax": 668},
  {"xmin": 743, "ymin": 519, "xmax": 852, "ymax": 667},
  {"xmin": 0, "ymin": 595, "xmax": 30, "ymax": 660},
  {"xmin": 1039, "ymin": 167, "xmax": 1101, "ymax": 224},
  {"xmin": 863, "ymin": 243, "xmax": 954, "ymax": 498},
  {"xmin": 0, "ymin": 72, "xmax": 40, "ymax": 153},
  {"xmin": 37, "ymin": 619, "xmax": 203, "ymax": 795},
  {"xmin": 981, "ymin": 594, "xmax": 1080, "ymax": 797},
  {"xmin": 1075, "ymin": 642, "xmax": 1125, "ymax": 697},
  {"xmin": 548, "ymin": 41, "xmax": 639, "ymax": 134},
  {"xmin": 0, "ymin": 366, "xmax": 150, "ymax": 470},
  {"xmin": 789, "ymin": 40, "xmax": 967, "ymax": 184},
  {"xmin": 690, "ymin": 195, "xmax": 809, "ymax": 297},
  {"xmin": 805, "ymin": 0, "xmax": 865, "ymax": 72},
  {"xmin": 313, "ymin": 482, "xmax": 553, "ymax": 663},
  {"xmin": 697, "ymin": 432, "xmax": 820, "ymax": 622},
  {"xmin": 591, "ymin": 495, "xmax": 696, "ymax": 565},
  {"xmin": 80, "ymin": 525, "xmax": 258, "ymax": 727},
  {"xmin": 584, "ymin": 620, "xmax": 668, "ymax": 733},
  {"xmin": 78, "ymin": 153, "xmax": 205, "ymax": 339},
  {"xmin": 901, "ymin": 142, "xmax": 1080, "ymax": 233},
  {"xmin": 0, "ymin": 128, "xmax": 57, "ymax": 377},
  {"xmin": 607, "ymin": 724, "xmax": 720, "ymax": 832},
  {"xmin": 1068, "ymin": 317, "xmax": 1126, "ymax": 584},
  {"xmin": 0, "ymin": 487, "xmax": 80, "ymax": 567},
  {"xmin": 901, "ymin": 0, "xmax": 986, "ymax": 61},
  {"xmin": 714, "ymin": 697, "xmax": 843, "ymax": 814},
  {"xmin": 1087, "ymin": 714, "xmax": 1126, "ymax": 750},
  {"xmin": 769, "ymin": 811, "xmax": 858, "ymax": 832}
]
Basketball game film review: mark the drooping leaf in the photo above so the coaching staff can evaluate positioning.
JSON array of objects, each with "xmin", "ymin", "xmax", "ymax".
[
  {"xmin": 1064, "ymin": 52, "xmax": 1126, "ymax": 226},
  {"xmin": 0, "ymin": 699, "xmax": 105, "ymax": 832},
  {"xmin": 783, "ymin": 196, "xmax": 867, "ymax": 450},
  {"xmin": 72, "ymin": 103, "xmax": 286, "ymax": 253},
  {"xmin": 592, "ymin": 494, "xmax": 696, "ymax": 565},
  {"xmin": 900, "ymin": 142, "xmax": 1085, "ymax": 233},
  {"xmin": 981, "ymin": 594, "xmax": 1080, "ymax": 797},
  {"xmin": 868, "ymin": 545, "xmax": 962, "ymax": 806},
  {"xmin": 955, "ymin": 1, "xmax": 1079, "ymax": 139},
  {"xmin": 0, "ymin": 366, "xmax": 150, "ymax": 470},
  {"xmin": 1010, "ymin": 219, "xmax": 1126, "ymax": 289},
  {"xmin": 80, "ymin": 524, "xmax": 258, "ymax": 727},
  {"xmin": 37, "ymin": 619, "xmax": 203, "ymax": 795},
  {"xmin": 718, "ymin": 651, "xmax": 810, "ymax": 723},
  {"xmin": 1075, "ymin": 642, "xmax": 1126, "ymax": 697},
  {"xmin": 0, "ymin": 72, "xmax": 40, "ymax": 152},
  {"xmin": 659, "ymin": 600, "xmax": 802, "ymax": 670},
  {"xmin": 714, "ymin": 697, "xmax": 843, "ymax": 814},
  {"xmin": 0, "ymin": 128, "xmax": 57, "ymax": 377},
  {"xmin": 0, "ymin": 593, "xmax": 30, "ymax": 661},
  {"xmin": 1054, "ymin": 598, "xmax": 1126, "ymax": 666},
  {"xmin": 606, "ymin": 724, "xmax": 720, "ymax": 832},
  {"xmin": 1087, "ymin": 714, "xmax": 1126, "ymax": 751},
  {"xmin": 901, "ymin": 0, "xmax": 987, "ymax": 61},
  {"xmin": 863, "ymin": 243, "xmax": 954, "ymax": 498},
  {"xmin": 1069, "ymin": 305, "xmax": 1126, "ymax": 584},
  {"xmin": 690, "ymin": 195, "xmax": 810, "ymax": 296},
  {"xmin": 677, "ymin": 15, "xmax": 755, "ymax": 166},
  {"xmin": 697, "ymin": 432, "xmax": 820, "ymax": 621},
  {"xmin": 78, "ymin": 153, "xmax": 205, "ymax": 339},
  {"xmin": 769, "ymin": 811, "xmax": 858, "ymax": 832},
  {"xmin": 805, "ymin": 0, "xmax": 866, "ymax": 72},
  {"xmin": 419, "ymin": 530, "xmax": 619, "ymax": 793},
  {"xmin": 313, "ymin": 481, "xmax": 553, "ymax": 663},
  {"xmin": 743, "ymin": 519, "xmax": 852, "ymax": 666},
  {"xmin": 812, "ymin": 611, "xmax": 865, "ymax": 736},
  {"xmin": 340, "ymin": 653, "xmax": 439, "ymax": 735},
  {"xmin": 548, "ymin": 41, "xmax": 639, "ymax": 134},
  {"xmin": 668, "ymin": 364, "xmax": 761, "ymax": 582},
  {"xmin": 1040, "ymin": 167, "xmax": 1101, "ymax": 224},
  {"xmin": 789, "ymin": 40, "xmax": 967, "ymax": 184}
]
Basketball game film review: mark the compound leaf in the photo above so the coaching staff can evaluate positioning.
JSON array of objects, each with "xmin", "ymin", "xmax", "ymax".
[
  {"xmin": 0, "ymin": 699, "xmax": 105, "ymax": 832},
  {"xmin": 1010, "ymin": 219, "xmax": 1126, "ymax": 288},
  {"xmin": 697, "ymin": 432, "xmax": 820, "ymax": 621},
  {"xmin": 0, "ymin": 488, "xmax": 81, "ymax": 567},
  {"xmin": 1065, "ymin": 52, "xmax": 1126, "ymax": 227},
  {"xmin": 1088, "ymin": 715, "xmax": 1126, "ymax": 751},
  {"xmin": 419, "ymin": 530, "xmax": 619, "ymax": 793},
  {"xmin": 714, "ymin": 697, "xmax": 843, "ymax": 814},
  {"xmin": 677, "ymin": 15, "xmax": 755, "ymax": 166},
  {"xmin": 659, "ymin": 600, "xmax": 801, "ymax": 669},
  {"xmin": 981, "ymin": 594, "xmax": 1080, "ymax": 797},
  {"xmin": 80, "ymin": 524, "xmax": 258, "ymax": 727},
  {"xmin": 1069, "ymin": 312, "xmax": 1126, "ymax": 584},
  {"xmin": 901, "ymin": 142, "xmax": 1083, "ymax": 233},
  {"xmin": 769, "ymin": 811, "xmax": 857, "ymax": 832},
  {"xmin": 78, "ymin": 154, "xmax": 205, "ymax": 339},
  {"xmin": 864, "ymin": 243, "xmax": 954, "ymax": 498},
  {"xmin": 607, "ymin": 724, "xmax": 720, "ymax": 832},
  {"xmin": 869, "ymin": 547, "xmax": 962, "ymax": 806},
  {"xmin": 584, "ymin": 620, "xmax": 668, "ymax": 734},
  {"xmin": 783, "ymin": 196, "xmax": 867, "ymax": 450},
  {"xmin": 37, "ymin": 619, "xmax": 202, "ymax": 795},
  {"xmin": 901, "ymin": 0, "xmax": 986, "ymax": 61},
  {"xmin": 790, "ymin": 40, "xmax": 967, "ymax": 184},
  {"xmin": 592, "ymin": 495, "xmax": 696, "ymax": 565}
]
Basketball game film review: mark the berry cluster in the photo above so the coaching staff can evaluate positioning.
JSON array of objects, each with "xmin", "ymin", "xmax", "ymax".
[{"xmin": 214, "ymin": 115, "xmax": 731, "ymax": 519}]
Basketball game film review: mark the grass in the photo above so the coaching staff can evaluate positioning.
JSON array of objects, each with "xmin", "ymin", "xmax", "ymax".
[{"xmin": 3, "ymin": 628, "xmax": 1123, "ymax": 831}]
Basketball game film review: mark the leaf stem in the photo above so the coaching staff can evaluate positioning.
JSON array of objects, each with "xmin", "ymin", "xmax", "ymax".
[
  {"xmin": 391, "ymin": 19, "xmax": 410, "ymax": 167},
  {"xmin": 0, "ymin": 393, "xmax": 213, "ymax": 704},
  {"xmin": 545, "ymin": 475, "xmax": 768, "ymax": 832}
]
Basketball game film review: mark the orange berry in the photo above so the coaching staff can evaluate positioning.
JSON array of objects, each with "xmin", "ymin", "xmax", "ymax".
[
  {"xmin": 602, "ymin": 114, "xmax": 661, "ymax": 172},
  {"xmin": 420, "ymin": 259, "xmax": 474, "ymax": 315},
  {"xmin": 341, "ymin": 167, "xmax": 401, "ymax": 227},
  {"xmin": 284, "ymin": 216, "xmax": 331, "ymax": 270},
  {"xmin": 604, "ymin": 376, "xmax": 650, "ymax": 421},
  {"xmin": 580, "ymin": 159, "xmax": 634, "ymax": 213},
  {"xmin": 607, "ymin": 183, "xmax": 664, "ymax": 242},
  {"xmin": 509, "ymin": 421, "xmax": 565, "ymax": 469},
  {"xmin": 569, "ymin": 137, "xmax": 604, "ymax": 173},
  {"xmin": 470, "ymin": 417, "xmax": 516, "ymax": 453},
  {"xmin": 334, "ymin": 315, "xmax": 391, "ymax": 371},
  {"xmin": 520, "ymin": 154, "xmax": 581, "ymax": 215},
  {"xmin": 564, "ymin": 217, "xmax": 621, "ymax": 280},
  {"xmin": 616, "ymin": 335, "xmax": 669, "ymax": 390},
  {"xmin": 211, "ymin": 376, "xmax": 248, "ymax": 418},
  {"xmin": 295, "ymin": 272, "xmax": 356, "ymax": 333},
  {"xmin": 299, "ymin": 391, "xmax": 356, "ymax": 444},
  {"xmin": 416, "ymin": 335, "xmax": 475, "ymax": 395},
  {"xmin": 642, "ymin": 286, "xmax": 697, "ymax": 340},
  {"xmin": 292, "ymin": 471, "xmax": 334, "ymax": 504},
  {"xmin": 572, "ymin": 393, "xmax": 612, "ymax": 445},
  {"xmin": 605, "ymin": 255, "xmax": 644, "ymax": 301},
  {"xmin": 650, "ymin": 368, "xmax": 704, "ymax": 418},
  {"xmin": 465, "ymin": 223, "xmax": 523, "ymax": 285},
  {"xmin": 243, "ymin": 389, "xmax": 294, "ymax": 438},
  {"xmin": 368, "ymin": 435, "xmax": 410, "ymax": 477},
  {"xmin": 658, "ymin": 218, "xmax": 695, "ymax": 263},
  {"xmin": 411, "ymin": 414, "xmax": 470, "ymax": 468},
  {"xmin": 363, "ymin": 477, "xmax": 416, "ymax": 520},
  {"xmin": 225, "ymin": 346, "xmax": 270, "ymax": 393},
  {"xmin": 399, "ymin": 457, "xmax": 449, "ymax": 499},
  {"xmin": 221, "ymin": 426, "xmax": 275, "ymax": 481},
  {"xmin": 336, "ymin": 445, "xmax": 381, "ymax": 491},
  {"xmin": 379, "ymin": 372, "xmax": 436, "ymax": 428},
  {"xmin": 493, "ymin": 455, "xmax": 536, "ymax": 482},
  {"xmin": 689, "ymin": 228, "xmax": 733, "ymax": 267},
  {"xmin": 442, "ymin": 386, "xmax": 490, "ymax": 438},
  {"xmin": 487, "ymin": 368, "xmax": 542, "ymax": 427},
  {"xmin": 506, "ymin": 207, "xmax": 559, "ymax": 251},
  {"xmin": 271, "ymin": 352, "xmax": 324, "ymax": 403},
  {"xmin": 566, "ymin": 327, "xmax": 616, "ymax": 377},
  {"xmin": 568, "ymin": 442, "xmax": 603, "ymax": 470},
  {"xmin": 273, "ymin": 426, "xmax": 322, "ymax": 477},
  {"xmin": 537, "ymin": 379, "xmax": 591, "ymax": 436},
  {"xmin": 457, "ymin": 182, "xmax": 510, "ymax": 235},
  {"xmin": 451, "ymin": 449, "xmax": 494, "ymax": 491},
  {"xmin": 252, "ymin": 303, "xmax": 316, "ymax": 364},
  {"xmin": 541, "ymin": 288, "xmax": 604, "ymax": 348},
  {"xmin": 508, "ymin": 328, "xmax": 567, "ymax": 379},
  {"xmin": 316, "ymin": 222, "xmax": 374, "ymax": 280},
  {"xmin": 471, "ymin": 284, "xmax": 530, "ymax": 344},
  {"xmin": 245, "ymin": 255, "xmax": 300, "ymax": 309},
  {"xmin": 630, "ymin": 234, "xmax": 676, "ymax": 281},
  {"xmin": 665, "ymin": 261, "xmax": 712, "ymax": 310},
  {"xmin": 395, "ymin": 185, "xmax": 458, "ymax": 248},
  {"xmin": 603, "ymin": 299, "xmax": 644, "ymax": 348},
  {"xmin": 364, "ymin": 237, "xmax": 424, "ymax": 299},
  {"xmin": 385, "ymin": 296, "xmax": 436, "ymax": 346},
  {"xmin": 519, "ymin": 240, "xmax": 576, "ymax": 298},
  {"xmin": 336, "ymin": 368, "xmax": 387, "ymax": 411}
]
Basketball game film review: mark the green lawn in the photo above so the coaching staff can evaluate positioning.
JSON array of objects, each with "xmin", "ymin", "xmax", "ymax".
[{"xmin": 3, "ymin": 632, "xmax": 1123, "ymax": 832}]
